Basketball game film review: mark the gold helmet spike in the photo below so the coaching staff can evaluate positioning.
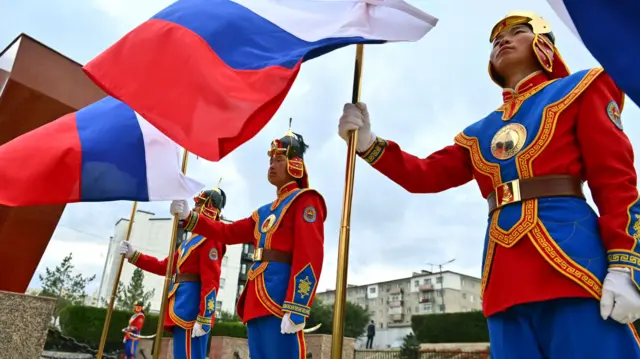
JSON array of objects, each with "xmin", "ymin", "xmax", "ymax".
[{"xmin": 212, "ymin": 177, "xmax": 223, "ymax": 193}]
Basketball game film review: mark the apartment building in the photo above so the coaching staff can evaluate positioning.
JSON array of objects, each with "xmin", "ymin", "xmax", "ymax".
[{"xmin": 315, "ymin": 270, "xmax": 482, "ymax": 348}]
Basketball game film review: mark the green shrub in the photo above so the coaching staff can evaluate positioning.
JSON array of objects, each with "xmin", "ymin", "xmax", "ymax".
[{"xmin": 411, "ymin": 311, "xmax": 489, "ymax": 343}]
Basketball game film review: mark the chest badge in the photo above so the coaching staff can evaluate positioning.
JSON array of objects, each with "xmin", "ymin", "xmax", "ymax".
[
  {"xmin": 261, "ymin": 214, "xmax": 277, "ymax": 233},
  {"xmin": 491, "ymin": 123, "xmax": 527, "ymax": 160}
]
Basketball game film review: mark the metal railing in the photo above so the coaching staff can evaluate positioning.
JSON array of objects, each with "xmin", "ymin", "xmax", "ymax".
[{"xmin": 353, "ymin": 350, "xmax": 490, "ymax": 359}]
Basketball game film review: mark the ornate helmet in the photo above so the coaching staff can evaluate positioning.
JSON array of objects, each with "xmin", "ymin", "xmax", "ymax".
[
  {"xmin": 193, "ymin": 178, "xmax": 226, "ymax": 220},
  {"xmin": 488, "ymin": 11, "xmax": 570, "ymax": 87},
  {"xmin": 268, "ymin": 118, "xmax": 309, "ymax": 188}
]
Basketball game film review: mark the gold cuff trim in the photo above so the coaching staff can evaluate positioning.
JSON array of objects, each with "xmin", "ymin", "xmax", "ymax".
[
  {"xmin": 359, "ymin": 136, "xmax": 388, "ymax": 165},
  {"xmin": 196, "ymin": 315, "xmax": 212, "ymax": 325},
  {"xmin": 608, "ymin": 250, "xmax": 640, "ymax": 271},
  {"xmin": 184, "ymin": 212, "xmax": 199, "ymax": 232},
  {"xmin": 128, "ymin": 251, "xmax": 141, "ymax": 264},
  {"xmin": 282, "ymin": 301, "xmax": 311, "ymax": 317}
]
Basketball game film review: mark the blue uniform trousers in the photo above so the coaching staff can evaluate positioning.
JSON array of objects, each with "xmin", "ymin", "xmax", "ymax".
[
  {"xmin": 172, "ymin": 327, "xmax": 209, "ymax": 359},
  {"xmin": 488, "ymin": 297, "xmax": 640, "ymax": 359},
  {"xmin": 123, "ymin": 339, "xmax": 138, "ymax": 359},
  {"xmin": 247, "ymin": 316, "xmax": 306, "ymax": 359}
]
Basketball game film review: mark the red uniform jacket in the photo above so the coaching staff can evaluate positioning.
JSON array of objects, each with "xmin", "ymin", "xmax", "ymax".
[
  {"xmin": 358, "ymin": 69, "xmax": 637, "ymax": 316},
  {"xmin": 183, "ymin": 181, "xmax": 326, "ymax": 324},
  {"xmin": 129, "ymin": 234, "xmax": 225, "ymax": 330},
  {"xmin": 124, "ymin": 312, "xmax": 145, "ymax": 341}
]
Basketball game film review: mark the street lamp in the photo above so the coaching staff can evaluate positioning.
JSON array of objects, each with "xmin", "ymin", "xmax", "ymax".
[{"xmin": 425, "ymin": 259, "xmax": 456, "ymax": 313}]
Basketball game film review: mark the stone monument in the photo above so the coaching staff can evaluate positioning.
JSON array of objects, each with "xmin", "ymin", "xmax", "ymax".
[{"xmin": 0, "ymin": 33, "xmax": 105, "ymax": 358}]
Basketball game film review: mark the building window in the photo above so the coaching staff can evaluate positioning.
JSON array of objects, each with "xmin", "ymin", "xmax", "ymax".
[
  {"xmin": 220, "ymin": 278, "xmax": 225, "ymax": 289},
  {"xmin": 436, "ymin": 276, "xmax": 442, "ymax": 284},
  {"xmin": 217, "ymin": 301, "xmax": 223, "ymax": 311},
  {"xmin": 439, "ymin": 304, "xmax": 445, "ymax": 312},
  {"xmin": 243, "ymin": 244, "xmax": 249, "ymax": 253},
  {"xmin": 470, "ymin": 295, "xmax": 475, "ymax": 302},
  {"xmin": 241, "ymin": 264, "xmax": 247, "ymax": 274},
  {"xmin": 369, "ymin": 287, "xmax": 376, "ymax": 294},
  {"xmin": 424, "ymin": 278, "xmax": 431, "ymax": 284},
  {"xmin": 462, "ymin": 293, "xmax": 467, "ymax": 299},
  {"xmin": 414, "ymin": 280, "xmax": 419, "ymax": 287},
  {"xmin": 461, "ymin": 279, "xmax": 466, "ymax": 287}
]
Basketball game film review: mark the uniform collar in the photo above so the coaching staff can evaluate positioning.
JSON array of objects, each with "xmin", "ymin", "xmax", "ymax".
[
  {"xmin": 277, "ymin": 181, "xmax": 299, "ymax": 199},
  {"xmin": 501, "ymin": 71, "xmax": 548, "ymax": 103}
]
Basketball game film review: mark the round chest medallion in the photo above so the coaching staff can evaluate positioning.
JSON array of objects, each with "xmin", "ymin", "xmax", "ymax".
[
  {"xmin": 260, "ymin": 214, "xmax": 276, "ymax": 233},
  {"xmin": 491, "ymin": 123, "xmax": 527, "ymax": 160}
]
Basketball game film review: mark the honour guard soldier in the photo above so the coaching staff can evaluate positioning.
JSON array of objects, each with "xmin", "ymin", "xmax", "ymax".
[
  {"xmin": 122, "ymin": 302, "xmax": 145, "ymax": 359},
  {"xmin": 119, "ymin": 185, "xmax": 227, "ymax": 359},
  {"xmin": 338, "ymin": 11, "xmax": 640, "ymax": 359},
  {"xmin": 169, "ymin": 124, "xmax": 326, "ymax": 359}
]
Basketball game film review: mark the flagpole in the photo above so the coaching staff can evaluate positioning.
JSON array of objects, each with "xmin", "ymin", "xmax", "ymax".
[
  {"xmin": 330, "ymin": 44, "xmax": 364, "ymax": 359},
  {"xmin": 152, "ymin": 149, "xmax": 190, "ymax": 359},
  {"xmin": 96, "ymin": 201, "xmax": 139, "ymax": 359}
]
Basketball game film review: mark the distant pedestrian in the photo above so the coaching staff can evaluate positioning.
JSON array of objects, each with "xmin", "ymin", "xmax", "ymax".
[{"xmin": 366, "ymin": 320, "xmax": 375, "ymax": 349}]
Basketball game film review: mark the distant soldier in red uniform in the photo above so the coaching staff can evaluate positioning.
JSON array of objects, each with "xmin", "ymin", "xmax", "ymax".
[
  {"xmin": 338, "ymin": 11, "xmax": 640, "ymax": 359},
  {"xmin": 169, "ymin": 125, "xmax": 326, "ymax": 359},
  {"xmin": 119, "ymin": 186, "xmax": 227, "ymax": 359},
  {"xmin": 122, "ymin": 302, "xmax": 145, "ymax": 359}
]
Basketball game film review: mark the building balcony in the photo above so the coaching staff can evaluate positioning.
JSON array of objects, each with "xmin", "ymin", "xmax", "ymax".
[
  {"xmin": 388, "ymin": 307, "xmax": 402, "ymax": 316},
  {"xmin": 389, "ymin": 288, "xmax": 403, "ymax": 295},
  {"xmin": 388, "ymin": 300, "xmax": 403, "ymax": 308},
  {"xmin": 419, "ymin": 284, "xmax": 434, "ymax": 291},
  {"xmin": 391, "ymin": 314, "xmax": 404, "ymax": 322},
  {"xmin": 419, "ymin": 297, "xmax": 431, "ymax": 304}
]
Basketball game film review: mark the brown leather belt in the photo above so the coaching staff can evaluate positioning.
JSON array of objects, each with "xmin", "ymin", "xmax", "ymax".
[
  {"xmin": 487, "ymin": 175, "xmax": 584, "ymax": 213},
  {"xmin": 253, "ymin": 248, "xmax": 292, "ymax": 264},
  {"xmin": 172, "ymin": 273, "xmax": 200, "ymax": 283}
]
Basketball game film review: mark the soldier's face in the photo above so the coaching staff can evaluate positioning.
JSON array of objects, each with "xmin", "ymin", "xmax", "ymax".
[
  {"xmin": 268, "ymin": 154, "xmax": 291, "ymax": 187},
  {"xmin": 490, "ymin": 24, "xmax": 537, "ymax": 77}
]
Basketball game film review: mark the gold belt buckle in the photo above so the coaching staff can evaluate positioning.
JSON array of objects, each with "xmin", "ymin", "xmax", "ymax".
[
  {"xmin": 495, "ymin": 179, "xmax": 521, "ymax": 209},
  {"xmin": 253, "ymin": 248, "xmax": 263, "ymax": 261}
]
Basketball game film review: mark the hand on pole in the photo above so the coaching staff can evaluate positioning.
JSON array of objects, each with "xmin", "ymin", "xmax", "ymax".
[
  {"xmin": 600, "ymin": 267, "xmax": 640, "ymax": 323},
  {"xmin": 118, "ymin": 241, "xmax": 135, "ymax": 259},
  {"xmin": 192, "ymin": 322, "xmax": 207, "ymax": 337},
  {"xmin": 169, "ymin": 200, "xmax": 190, "ymax": 220},
  {"xmin": 339, "ymin": 102, "xmax": 375, "ymax": 152}
]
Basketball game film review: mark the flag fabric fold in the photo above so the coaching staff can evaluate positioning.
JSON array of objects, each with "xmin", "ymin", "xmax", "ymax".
[
  {"xmin": 547, "ymin": 0, "xmax": 640, "ymax": 105},
  {"xmin": 83, "ymin": 0, "xmax": 438, "ymax": 161},
  {"xmin": 0, "ymin": 96, "xmax": 205, "ymax": 206}
]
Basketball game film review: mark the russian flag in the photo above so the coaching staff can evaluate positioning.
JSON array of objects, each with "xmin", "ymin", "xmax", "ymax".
[
  {"xmin": 0, "ymin": 97, "xmax": 204, "ymax": 206},
  {"xmin": 83, "ymin": 0, "xmax": 438, "ymax": 161},
  {"xmin": 547, "ymin": 0, "xmax": 640, "ymax": 105}
]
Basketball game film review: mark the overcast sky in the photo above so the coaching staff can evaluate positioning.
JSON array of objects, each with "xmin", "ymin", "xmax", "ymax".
[{"xmin": 4, "ymin": 0, "xmax": 640, "ymax": 295}]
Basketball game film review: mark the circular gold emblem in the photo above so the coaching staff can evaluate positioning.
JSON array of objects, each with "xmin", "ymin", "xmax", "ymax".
[
  {"xmin": 491, "ymin": 123, "xmax": 527, "ymax": 160},
  {"xmin": 260, "ymin": 214, "xmax": 276, "ymax": 233}
]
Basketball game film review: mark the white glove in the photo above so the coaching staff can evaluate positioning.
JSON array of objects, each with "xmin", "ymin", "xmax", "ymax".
[
  {"xmin": 118, "ymin": 241, "xmax": 135, "ymax": 259},
  {"xmin": 338, "ymin": 102, "xmax": 376, "ymax": 152},
  {"xmin": 170, "ymin": 200, "xmax": 190, "ymax": 220},
  {"xmin": 280, "ymin": 312, "xmax": 304, "ymax": 334},
  {"xmin": 192, "ymin": 322, "xmax": 207, "ymax": 338},
  {"xmin": 600, "ymin": 267, "xmax": 640, "ymax": 323}
]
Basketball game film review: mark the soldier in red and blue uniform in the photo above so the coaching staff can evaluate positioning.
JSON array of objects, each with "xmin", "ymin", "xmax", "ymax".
[
  {"xmin": 170, "ymin": 125, "xmax": 326, "ymax": 359},
  {"xmin": 122, "ymin": 302, "xmax": 145, "ymax": 359},
  {"xmin": 338, "ymin": 11, "xmax": 640, "ymax": 359},
  {"xmin": 119, "ymin": 186, "xmax": 227, "ymax": 359}
]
